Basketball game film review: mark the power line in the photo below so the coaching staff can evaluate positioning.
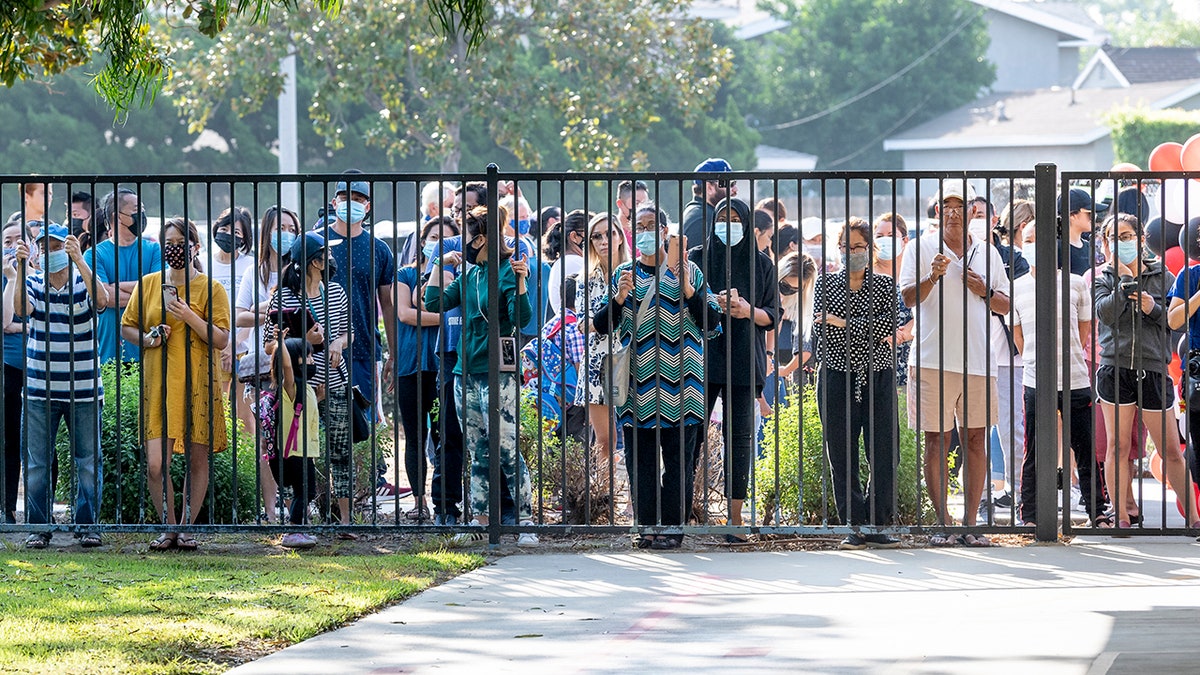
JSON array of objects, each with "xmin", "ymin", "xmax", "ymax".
[
  {"xmin": 760, "ymin": 8, "xmax": 983, "ymax": 132},
  {"xmin": 824, "ymin": 91, "xmax": 935, "ymax": 167}
]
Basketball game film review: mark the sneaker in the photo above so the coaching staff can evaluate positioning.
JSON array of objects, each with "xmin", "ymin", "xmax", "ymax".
[
  {"xmin": 517, "ymin": 521, "xmax": 539, "ymax": 547},
  {"xmin": 992, "ymin": 491, "xmax": 1014, "ymax": 509},
  {"xmin": 24, "ymin": 533, "xmax": 50, "ymax": 549},
  {"xmin": 448, "ymin": 520, "xmax": 486, "ymax": 547},
  {"xmin": 1070, "ymin": 485, "xmax": 1083, "ymax": 510},
  {"xmin": 839, "ymin": 533, "xmax": 868, "ymax": 550},
  {"xmin": 376, "ymin": 483, "xmax": 414, "ymax": 498},
  {"xmin": 433, "ymin": 513, "xmax": 459, "ymax": 526},
  {"xmin": 864, "ymin": 533, "xmax": 901, "ymax": 549},
  {"xmin": 280, "ymin": 533, "xmax": 317, "ymax": 549}
]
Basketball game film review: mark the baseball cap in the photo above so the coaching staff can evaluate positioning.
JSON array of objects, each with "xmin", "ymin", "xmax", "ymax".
[
  {"xmin": 335, "ymin": 179, "xmax": 371, "ymax": 199},
  {"xmin": 938, "ymin": 180, "xmax": 976, "ymax": 205},
  {"xmin": 287, "ymin": 231, "xmax": 340, "ymax": 265},
  {"xmin": 1059, "ymin": 187, "xmax": 1093, "ymax": 215},
  {"xmin": 800, "ymin": 216, "xmax": 825, "ymax": 240},
  {"xmin": 38, "ymin": 222, "xmax": 69, "ymax": 242},
  {"xmin": 694, "ymin": 158, "xmax": 733, "ymax": 186},
  {"xmin": 237, "ymin": 348, "xmax": 273, "ymax": 381}
]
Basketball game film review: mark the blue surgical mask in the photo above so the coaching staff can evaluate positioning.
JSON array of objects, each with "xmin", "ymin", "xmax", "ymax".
[
  {"xmin": 1116, "ymin": 240, "xmax": 1139, "ymax": 265},
  {"xmin": 422, "ymin": 241, "xmax": 439, "ymax": 260},
  {"xmin": 276, "ymin": 231, "xmax": 298, "ymax": 254},
  {"xmin": 1022, "ymin": 243, "xmax": 1036, "ymax": 269},
  {"xmin": 46, "ymin": 249, "xmax": 69, "ymax": 273},
  {"xmin": 336, "ymin": 200, "xmax": 368, "ymax": 224},
  {"xmin": 876, "ymin": 238, "xmax": 895, "ymax": 260},
  {"xmin": 715, "ymin": 222, "xmax": 743, "ymax": 247},
  {"xmin": 2, "ymin": 248, "xmax": 14, "ymax": 259},
  {"xmin": 517, "ymin": 219, "xmax": 531, "ymax": 236},
  {"xmin": 635, "ymin": 231, "xmax": 660, "ymax": 256}
]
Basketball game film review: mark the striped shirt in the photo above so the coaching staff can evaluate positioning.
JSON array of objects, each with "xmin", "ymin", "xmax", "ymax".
[
  {"xmin": 24, "ymin": 271, "xmax": 103, "ymax": 402},
  {"xmin": 269, "ymin": 282, "xmax": 350, "ymax": 389}
]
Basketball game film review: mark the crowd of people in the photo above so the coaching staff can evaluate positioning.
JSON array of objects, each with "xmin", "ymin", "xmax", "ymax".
[{"xmin": 3, "ymin": 162, "xmax": 1198, "ymax": 552}]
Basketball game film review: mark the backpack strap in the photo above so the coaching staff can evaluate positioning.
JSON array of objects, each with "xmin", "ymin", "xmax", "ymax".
[{"xmin": 282, "ymin": 399, "xmax": 304, "ymax": 459}]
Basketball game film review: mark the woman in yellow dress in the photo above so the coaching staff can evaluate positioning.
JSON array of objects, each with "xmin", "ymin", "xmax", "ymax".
[{"xmin": 121, "ymin": 217, "xmax": 231, "ymax": 550}]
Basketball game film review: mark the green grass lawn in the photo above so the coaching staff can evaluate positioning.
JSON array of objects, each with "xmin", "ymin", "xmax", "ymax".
[{"xmin": 0, "ymin": 548, "xmax": 483, "ymax": 674}]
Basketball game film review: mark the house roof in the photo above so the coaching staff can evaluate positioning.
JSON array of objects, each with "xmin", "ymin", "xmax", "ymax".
[
  {"xmin": 970, "ymin": 0, "xmax": 1107, "ymax": 43},
  {"xmin": 883, "ymin": 78, "xmax": 1200, "ymax": 151},
  {"xmin": 1101, "ymin": 46, "xmax": 1200, "ymax": 84}
]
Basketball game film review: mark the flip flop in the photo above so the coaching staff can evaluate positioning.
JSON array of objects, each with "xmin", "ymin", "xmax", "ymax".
[
  {"xmin": 962, "ymin": 533, "xmax": 992, "ymax": 547},
  {"xmin": 176, "ymin": 534, "xmax": 199, "ymax": 551},
  {"xmin": 149, "ymin": 533, "xmax": 177, "ymax": 551},
  {"xmin": 929, "ymin": 533, "xmax": 957, "ymax": 547}
]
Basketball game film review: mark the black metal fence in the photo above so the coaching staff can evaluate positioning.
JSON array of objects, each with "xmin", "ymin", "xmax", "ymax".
[{"xmin": 1, "ymin": 164, "xmax": 1198, "ymax": 548}]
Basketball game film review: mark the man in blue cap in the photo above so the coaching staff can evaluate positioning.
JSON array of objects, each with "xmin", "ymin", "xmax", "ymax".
[
  {"xmin": 682, "ymin": 158, "xmax": 736, "ymax": 246},
  {"xmin": 316, "ymin": 172, "xmax": 400, "ymax": 495},
  {"xmin": 4, "ymin": 223, "xmax": 109, "ymax": 548}
]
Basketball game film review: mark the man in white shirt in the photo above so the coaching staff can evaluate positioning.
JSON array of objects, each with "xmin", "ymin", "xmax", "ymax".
[
  {"xmin": 900, "ymin": 180, "xmax": 1011, "ymax": 545},
  {"xmin": 1010, "ymin": 224, "xmax": 1103, "ymax": 527}
]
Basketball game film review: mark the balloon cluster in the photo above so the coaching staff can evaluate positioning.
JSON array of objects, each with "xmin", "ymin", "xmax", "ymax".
[{"xmin": 1143, "ymin": 136, "xmax": 1200, "ymax": 274}]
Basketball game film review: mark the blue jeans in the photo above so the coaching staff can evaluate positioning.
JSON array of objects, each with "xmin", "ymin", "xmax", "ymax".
[{"xmin": 23, "ymin": 398, "xmax": 102, "ymax": 527}]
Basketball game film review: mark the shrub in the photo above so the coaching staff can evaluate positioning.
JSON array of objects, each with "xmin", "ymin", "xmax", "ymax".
[
  {"xmin": 1104, "ymin": 107, "xmax": 1200, "ymax": 168},
  {"xmin": 56, "ymin": 362, "xmax": 258, "ymax": 524},
  {"xmin": 755, "ymin": 385, "xmax": 929, "ymax": 526},
  {"xmin": 517, "ymin": 390, "xmax": 614, "ymax": 524}
]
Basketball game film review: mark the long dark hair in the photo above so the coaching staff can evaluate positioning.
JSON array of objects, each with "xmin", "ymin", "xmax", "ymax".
[
  {"xmin": 259, "ymin": 205, "xmax": 299, "ymax": 286},
  {"xmin": 464, "ymin": 206, "xmax": 512, "ymax": 261},
  {"xmin": 544, "ymin": 208, "xmax": 587, "ymax": 260}
]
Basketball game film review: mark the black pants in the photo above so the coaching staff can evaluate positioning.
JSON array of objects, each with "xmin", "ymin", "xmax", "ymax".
[
  {"xmin": 1021, "ymin": 386, "xmax": 1099, "ymax": 523},
  {"xmin": 3, "ymin": 364, "xmax": 23, "ymax": 519},
  {"xmin": 268, "ymin": 455, "xmax": 318, "ymax": 526},
  {"xmin": 624, "ymin": 424, "xmax": 698, "ymax": 527},
  {"xmin": 704, "ymin": 383, "xmax": 756, "ymax": 501},
  {"xmin": 430, "ymin": 352, "xmax": 465, "ymax": 518},
  {"xmin": 397, "ymin": 371, "xmax": 439, "ymax": 498},
  {"xmin": 1187, "ymin": 382, "xmax": 1200, "ymax": 487},
  {"xmin": 817, "ymin": 368, "xmax": 897, "ymax": 525}
]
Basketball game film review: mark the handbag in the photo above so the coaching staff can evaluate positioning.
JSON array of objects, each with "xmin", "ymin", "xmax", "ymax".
[
  {"xmin": 350, "ymin": 384, "xmax": 371, "ymax": 444},
  {"xmin": 604, "ymin": 273, "xmax": 657, "ymax": 407}
]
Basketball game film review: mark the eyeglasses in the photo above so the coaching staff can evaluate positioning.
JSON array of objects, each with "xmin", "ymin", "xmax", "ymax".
[
  {"xmin": 710, "ymin": 179, "xmax": 731, "ymax": 189},
  {"xmin": 941, "ymin": 206, "xmax": 964, "ymax": 216},
  {"xmin": 590, "ymin": 232, "xmax": 610, "ymax": 241}
]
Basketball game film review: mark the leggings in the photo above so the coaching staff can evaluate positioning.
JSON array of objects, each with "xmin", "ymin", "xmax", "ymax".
[
  {"xmin": 396, "ymin": 371, "xmax": 439, "ymax": 498},
  {"xmin": 2, "ymin": 364, "xmax": 22, "ymax": 519},
  {"xmin": 704, "ymin": 383, "xmax": 756, "ymax": 501},
  {"xmin": 268, "ymin": 455, "xmax": 318, "ymax": 526}
]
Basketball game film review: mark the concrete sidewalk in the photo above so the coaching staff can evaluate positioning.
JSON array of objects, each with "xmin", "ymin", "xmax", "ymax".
[{"xmin": 231, "ymin": 537, "xmax": 1200, "ymax": 674}]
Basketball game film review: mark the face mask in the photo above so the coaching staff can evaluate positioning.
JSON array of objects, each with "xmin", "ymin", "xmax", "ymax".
[
  {"xmin": 46, "ymin": 249, "xmax": 69, "ymax": 273},
  {"xmin": 1116, "ymin": 240, "xmax": 1139, "ymax": 265},
  {"xmin": 516, "ymin": 219, "xmax": 531, "ymax": 236},
  {"xmin": 163, "ymin": 243, "xmax": 189, "ymax": 270},
  {"xmin": 275, "ymin": 231, "xmax": 298, "ymax": 254},
  {"xmin": 876, "ymin": 238, "xmax": 895, "ymax": 261},
  {"xmin": 2, "ymin": 248, "xmax": 14, "ymax": 259},
  {"xmin": 805, "ymin": 243, "xmax": 824, "ymax": 261},
  {"xmin": 635, "ymin": 231, "xmax": 660, "ymax": 256},
  {"xmin": 127, "ymin": 211, "xmax": 146, "ymax": 235},
  {"xmin": 214, "ymin": 232, "xmax": 237, "ymax": 254},
  {"xmin": 844, "ymin": 251, "xmax": 869, "ymax": 272},
  {"xmin": 323, "ymin": 255, "xmax": 339, "ymax": 278},
  {"xmin": 335, "ymin": 200, "xmax": 368, "ymax": 224},
  {"xmin": 1022, "ymin": 243, "xmax": 1036, "ymax": 269},
  {"xmin": 421, "ymin": 241, "xmax": 438, "ymax": 260},
  {"xmin": 465, "ymin": 237, "xmax": 485, "ymax": 265},
  {"xmin": 715, "ymin": 222, "xmax": 743, "ymax": 247},
  {"xmin": 70, "ymin": 218, "xmax": 86, "ymax": 235},
  {"xmin": 967, "ymin": 218, "xmax": 988, "ymax": 242}
]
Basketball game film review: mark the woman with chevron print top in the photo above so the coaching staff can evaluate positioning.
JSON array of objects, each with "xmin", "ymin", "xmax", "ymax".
[{"xmin": 594, "ymin": 204, "xmax": 721, "ymax": 550}]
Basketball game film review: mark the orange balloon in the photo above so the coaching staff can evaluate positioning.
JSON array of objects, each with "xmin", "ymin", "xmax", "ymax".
[
  {"xmin": 1182, "ymin": 134, "xmax": 1200, "ymax": 173},
  {"xmin": 1150, "ymin": 142, "xmax": 1184, "ymax": 172},
  {"xmin": 1146, "ymin": 451, "xmax": 1200, "ymax": 519}
]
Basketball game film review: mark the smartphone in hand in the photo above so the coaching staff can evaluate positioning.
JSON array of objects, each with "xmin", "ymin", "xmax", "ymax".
[{"xmin": 163, "ymin": 284, "xmax": 179, "ymax": 307}]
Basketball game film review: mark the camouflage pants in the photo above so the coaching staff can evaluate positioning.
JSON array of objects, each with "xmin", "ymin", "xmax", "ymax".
[{"xmin": 455, "ymin": 373, "xmax": 532, "ymax": 522}]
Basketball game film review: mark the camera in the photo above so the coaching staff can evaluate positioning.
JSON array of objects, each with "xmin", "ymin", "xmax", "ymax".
[
  {"xmin": 1119, "ymin": 279, "xmax": 1138, "ymax": 294},
  {"xmin": 1189, "ymin": 350, "xmax": 1200, "ymax": 381}
]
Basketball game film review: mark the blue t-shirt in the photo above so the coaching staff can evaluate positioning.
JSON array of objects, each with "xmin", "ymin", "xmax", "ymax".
[
  {"xmin": 1, "ymin": 275, "xmax": 25, "ymax": 370},
  {"xmin": 394, "ymin": 265, "xmax": 440, "ymax": 376},
  {"xmin": 325, "ymin": 229, "xmax": 395, "ymax": 364},
  {"xmin": 90, "ymin": 238, "xmax": 162, "ymax": 363},
  {"xmin": 1169, "ymin": 264, "xmax": 1200, "ymax": 351}
]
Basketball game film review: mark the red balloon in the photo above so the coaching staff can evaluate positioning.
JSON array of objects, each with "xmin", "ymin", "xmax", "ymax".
[
  {"xmin": 1147, "ymin": 451, "xmax": 1200, "ymax": 519},
  {"xmin": 1164, "ymin": 245, "xmax": 1187, "ymax": 274},
  {"xmin": 1183, "ymin": 134, "xmax": 1200, "ymax": 173},
  {"xmin": 1150, "ymin": 142, "xmax": 1185, "ymax": 172}
]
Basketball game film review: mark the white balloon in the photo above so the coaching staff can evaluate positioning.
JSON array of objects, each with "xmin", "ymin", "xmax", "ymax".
[{"xmin": 1161, "ymin": 179, "xmax": 1200, "ymax": 225}]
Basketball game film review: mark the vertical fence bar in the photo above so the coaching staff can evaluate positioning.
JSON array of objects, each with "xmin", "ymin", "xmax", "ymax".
[
  {"xmin": 1033, "ymin": 162, "xmax": 1059, "ymax": 542},
  {"xmin": 485, "ymin": 165, "xmax": 502, "ymax": 545}
]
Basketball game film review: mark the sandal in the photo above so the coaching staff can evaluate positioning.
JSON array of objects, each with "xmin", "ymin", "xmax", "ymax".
[
  {"xmin": 405, "ymin": 504, "xmax": 431, "ymax": 520},
  {"xmin": 24, "ymin": 533, "xmax": 50, "ymax": 549},
  {"xmin": 635, "ymin": 534, "xmax": 656, "ymax": 549},
  {"xmin": 724, "ymin": 533, "xmax": 750, "ymax": 544},
  {"xmin": 175, "ymin": 534, "xmax": 199, "ymax": 551},
  {"xmin": 79, "ymin": 533, "xmax": 103, "ymax": 548},
  {"xmin": 1091, "ymin": 514, "xmax": 1114, "ymax": 528},
  {"xmin": 929, "ymin": 533, "xmax": 957, "ymax": 547},
  {"xmin": 149, "ymin": 533, "xmax": 177, "ymax": 551},
  {"xmin": 962, "ymin": 533, "xmax": 992, "ymax": 548}
]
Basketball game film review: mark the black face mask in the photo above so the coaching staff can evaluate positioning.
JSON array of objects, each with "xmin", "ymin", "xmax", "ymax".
[
  {"xmin": 214, "ymin": 232, "xmax": 238, "ymax": 254},
  {"xmin": 779, "ymin": 282, "xmax": 798, "ymax": 296},
  {"xmin": 69, "ymin": 218, "xmax": 86, "ymax": 236},
  {"xmin": 323, "ymin": 256, "xmax": 338, "ymax": 279},
  {"xmin": 127, "ymin": 211, "xmax": 146, "ymax": 235},
  {"xmin": 465, "ymin": 237, "xmax": 485, "ymax": 265}
]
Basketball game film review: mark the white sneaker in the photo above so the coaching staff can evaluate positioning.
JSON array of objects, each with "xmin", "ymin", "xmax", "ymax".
[
  {"xmin": 517, "ymin": 520, "xmax": 539, "ymax": 547},
  {"xmin": 448, "ymin": 520, "xmax": 486, "ymax": 547}
]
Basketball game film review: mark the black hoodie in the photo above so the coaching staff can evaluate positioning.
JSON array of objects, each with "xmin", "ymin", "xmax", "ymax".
[{"xmin": 688, "ymin": 197, "xmax": 778, "ymax": 390}]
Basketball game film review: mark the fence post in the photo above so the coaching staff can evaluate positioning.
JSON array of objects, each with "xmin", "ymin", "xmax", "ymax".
[
  {"xmin": 1033, "ymin": 162, "xmax": 1059, "ymax": 542},
  {"xmin": 485, "ymin": 164, "xmax": 503, "ymax": 546}
]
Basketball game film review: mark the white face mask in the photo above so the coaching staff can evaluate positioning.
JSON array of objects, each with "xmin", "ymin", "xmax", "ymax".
[{"xmin": 967, "ymin": 218, "xmax": 988, "ymax": 243}]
